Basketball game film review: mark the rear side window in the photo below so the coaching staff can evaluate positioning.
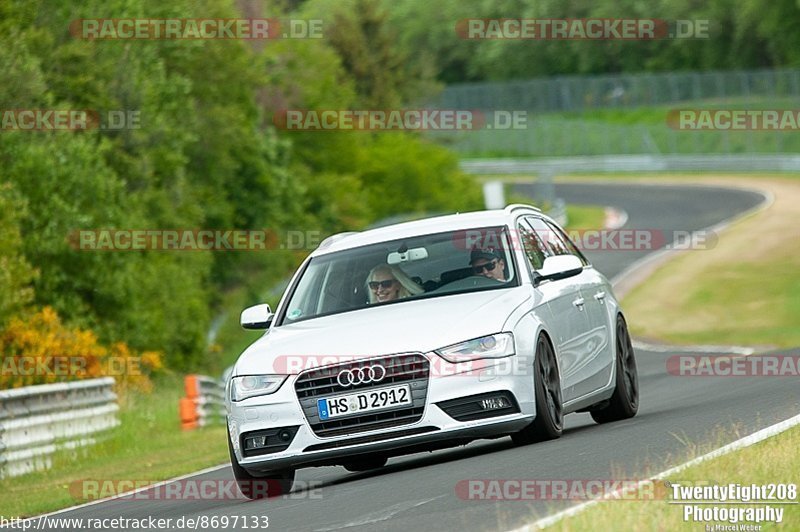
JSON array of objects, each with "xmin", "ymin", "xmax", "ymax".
[
  {"xmin": 516, "ymin": 218, "xmax": 547, "ymax": 271},
  {"xmin": 543, "ymin": 219, "xmax": 589, "ymax": 266},
  {"xmin": 524, "ymin": 216, "xmax": 588, "ymax": 266},
  {"xmin": 525, "ymin": 217, "xmax": 571, "ymax": 257}
]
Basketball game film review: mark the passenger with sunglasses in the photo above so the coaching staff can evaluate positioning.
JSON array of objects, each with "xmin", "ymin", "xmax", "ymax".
[
  {"xmin": 365, "ymin": 264, "xmax": 423, "ymax": 304},
  {"xmin": 469, "ymin": 246, "xmax": 508, "ymax": 282}
]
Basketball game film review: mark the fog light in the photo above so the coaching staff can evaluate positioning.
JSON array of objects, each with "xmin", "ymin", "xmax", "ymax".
[
  {"xmin": 481, "ymin": 397, "xmax": 510, "ymax": 410},
  {"xmin": 245, "ymin": 435, "xmax": 267, "ymax": 449},
  {"xmin": 278, "ymin": 429, "xmax": 292, "ymax": 442}
]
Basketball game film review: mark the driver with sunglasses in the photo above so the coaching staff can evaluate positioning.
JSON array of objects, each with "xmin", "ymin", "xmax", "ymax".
[{"xmin": 469, "ymin": 246, "xmax": 508, "ymax": 281}]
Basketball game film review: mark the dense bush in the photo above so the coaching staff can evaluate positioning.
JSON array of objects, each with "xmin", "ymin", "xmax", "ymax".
[{"xmin": 0, "ymin": 307, "xmax": 162, "ymax": 394}]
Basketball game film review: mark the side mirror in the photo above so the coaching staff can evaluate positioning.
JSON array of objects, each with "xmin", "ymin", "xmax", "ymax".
[
  {"xmin": 240, "ymin": 304, "xmax": 274, "ymax": 330},
  {"xmin": 535, "ymin": 255, "xmax": 584, "ymax": 284}
]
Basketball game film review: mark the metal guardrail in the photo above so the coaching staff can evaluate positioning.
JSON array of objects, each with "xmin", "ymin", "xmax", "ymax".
[
  {"xmin": 461, "ymin": 154, "xmax": 800, "ymax": 176},
  {"xmin": 0, "ymin": 377, "xmax": 119, "ymax": 479},
  {"xmin": 179, "ymin": 375, "xmax": 225, "ymax": 430}
]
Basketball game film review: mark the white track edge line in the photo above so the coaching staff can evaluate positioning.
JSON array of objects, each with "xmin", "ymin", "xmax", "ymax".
[
  {"xmin": 631, "ymin": 339, "xmax": 754, "ymax": 355},
  {"xmin": 509, "ymin": 412, "xmax": 800, "ymax": 531},
  {"xmin": 17, "ymin": 463, "xmax": 228, "ymax": 523}
]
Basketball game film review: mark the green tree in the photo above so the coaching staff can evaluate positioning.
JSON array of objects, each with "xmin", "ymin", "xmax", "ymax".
[
  {"xmin": 305, "ymin": 0, "xmax": 438, "ymax": 107},
  {"xmin": 0, "ymin": 185, "xmax": 37, "ymax": 324}
]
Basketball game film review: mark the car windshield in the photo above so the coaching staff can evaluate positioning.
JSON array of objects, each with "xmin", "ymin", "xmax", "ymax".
[{"xmin": 278, "ymin": 226, "xmax": 518, "ymax": 325}]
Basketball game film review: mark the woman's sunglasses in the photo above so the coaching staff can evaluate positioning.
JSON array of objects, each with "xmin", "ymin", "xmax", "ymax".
[
  {"xmin": 368, "ymin": 280, "xmax": 396, "ymax": 290},
  {"xmin": 473, "ymin": 260, "xmax": 498, "ymax": 274}
]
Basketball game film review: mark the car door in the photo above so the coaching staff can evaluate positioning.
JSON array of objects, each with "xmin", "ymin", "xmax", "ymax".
[
  {"xmin": 518, "ymin": 216, "xmax": 589, "ymax": 404},
  {"xmin": 543, "ymin": 219, "xmax": 614, "ymax": 399}
]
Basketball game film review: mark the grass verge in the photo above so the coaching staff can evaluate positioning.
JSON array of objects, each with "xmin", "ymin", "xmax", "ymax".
[
  {"xmin": 620, "ymin": 177, "xmax": 800, "ymax": 348},
  {"xmin": 549, "ymin": 425, "xmax": 800, "ymax": 530},
  {"xmin": 0, "ymin": 374, "xmax": 228, "ymax": 518},
  {"xmin": 564, "ymin": 204, "xmax": 607, "ymax": 231}
]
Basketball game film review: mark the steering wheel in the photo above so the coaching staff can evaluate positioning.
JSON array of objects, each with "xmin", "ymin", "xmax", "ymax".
[{"xmin": 436, "ymin": 275, "xmax": 506, "ymax": 292}]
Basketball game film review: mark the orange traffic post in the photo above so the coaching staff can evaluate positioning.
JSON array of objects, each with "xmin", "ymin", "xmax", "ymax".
[
  {"xmin": 179, "ymin": 396, "xmax": 198, "ymax": 430},
  {"xmin": 184, "ymin": 375, "xmax": 201, "ymax": 399}
]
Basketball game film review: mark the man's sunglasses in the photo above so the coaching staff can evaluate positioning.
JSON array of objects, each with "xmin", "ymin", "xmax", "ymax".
[
  {"xmin": 473, "ymin": 260, "xmax": 498, "ymax": 274},
  {"xmin": 368, "ymin": 280, "xmax": 396, "ymax": 290}
]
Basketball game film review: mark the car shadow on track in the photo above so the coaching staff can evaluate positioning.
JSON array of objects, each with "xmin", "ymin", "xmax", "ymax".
[
  {"xmin": 303, "ymin": 419, "xmax": 620, "ymax": 490},
  {"xmin": 201, "ymin": 419, "xmax": 650, "ymax": 509}
]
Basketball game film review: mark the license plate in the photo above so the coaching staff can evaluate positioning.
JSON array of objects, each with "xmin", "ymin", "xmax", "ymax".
[{"xmin": 317, "ymin": 384, "xmax": 412, "ymax": 421}]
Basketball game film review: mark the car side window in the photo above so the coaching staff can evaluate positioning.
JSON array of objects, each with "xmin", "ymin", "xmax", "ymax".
[
  {"xmin": 526, "ymin": 217, "xmax": 573, "ymax": 258},
  {"xmin": 543, "ymin": 219, "xmax": 589, "ymax": 266},
  {"xmin": 517, "ymin": 217, "xmax": 547, "ymax": 270}
]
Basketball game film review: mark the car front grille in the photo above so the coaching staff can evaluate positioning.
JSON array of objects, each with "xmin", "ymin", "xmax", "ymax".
[{"xmin": 295, "ymin": 354, "xmax": 429, "ymax": 438}]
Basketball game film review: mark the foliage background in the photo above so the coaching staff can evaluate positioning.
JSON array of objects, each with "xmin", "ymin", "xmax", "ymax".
[
  {"xmin": 2, "ymin": 0, "xmax": 799, "ymax": 375},
  {"xmin": 0, "ymin": 0, "xmax": 482, "ymax": 375}
]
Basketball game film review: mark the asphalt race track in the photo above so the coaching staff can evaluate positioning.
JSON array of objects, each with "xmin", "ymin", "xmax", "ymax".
[{"xmin": 46, "ymin": 182, "xmax": 799, "ymax": 532}]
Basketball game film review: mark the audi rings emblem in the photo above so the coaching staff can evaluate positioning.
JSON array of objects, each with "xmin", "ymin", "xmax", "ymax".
[{"xmin": 337, "ymin": 365, "xmax": 387, "ymax": 387}]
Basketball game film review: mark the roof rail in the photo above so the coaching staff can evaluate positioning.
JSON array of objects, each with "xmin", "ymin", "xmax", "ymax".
[
  {"xmin": 317, "ymin": 231, "xmax": 359, "ymax": 250},
  {"xmin": 505, "ymin": 203, "xmax": 542, "ymax": 213}
]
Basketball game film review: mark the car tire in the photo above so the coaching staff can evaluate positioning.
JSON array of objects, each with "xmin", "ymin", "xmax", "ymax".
[
  {"xmin": 591, "ymin": 315, "xmax": 639, "ymax": 424},
  {"xmin": 342, "ymin": 456, "xmax": 388, "ymax": 472},
  {"xmin": 228, "ymin": 428, "xmax": 295, "ymax": 499},
  {"xmin": 512, "ymin": 334, "xmax": 563, "ymax": 445}
]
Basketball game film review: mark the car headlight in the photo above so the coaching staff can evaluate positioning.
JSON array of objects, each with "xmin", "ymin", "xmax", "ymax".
[
  {"xmin": 435, "ymin": 333, "xmax": 515, "ymax": 363},
  {"xmin": 230, "ymin": 375, "xmax": 287, "ymax": 402}
]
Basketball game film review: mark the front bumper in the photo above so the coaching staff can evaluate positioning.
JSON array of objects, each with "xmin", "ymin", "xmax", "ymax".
[{"xmin": 227, "ymin": 354, "xmax": 536, "ymax": 473}]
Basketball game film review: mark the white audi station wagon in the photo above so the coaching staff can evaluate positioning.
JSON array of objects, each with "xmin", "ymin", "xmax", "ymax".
[{"xmin": 226, "ymin": 205, "xmax": 638, "ymax": 498}]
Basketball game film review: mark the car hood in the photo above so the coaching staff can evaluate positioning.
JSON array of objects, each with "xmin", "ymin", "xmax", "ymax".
[{"xmin": 234, "ymin": 288, "xmax": 530, "ymax": 375}]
